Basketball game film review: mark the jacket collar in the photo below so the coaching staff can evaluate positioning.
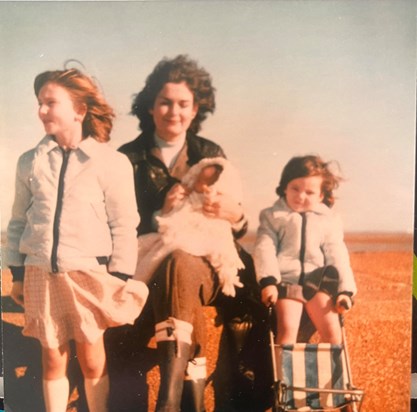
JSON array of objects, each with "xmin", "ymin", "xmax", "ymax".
[
  {"xmin": 35, "ymin": 135, "xmax": 102, "ymax": 158},
  {"xmin": 77, "ymin": 136, "xmax": 104, "ymax": 158},
  {"xmin": 274, "ymin": 197, "xmax": 331, "ymax": 216},
  {"xmin": 35, "ymin": 135, "xmax": 59, "ymax": 155}
]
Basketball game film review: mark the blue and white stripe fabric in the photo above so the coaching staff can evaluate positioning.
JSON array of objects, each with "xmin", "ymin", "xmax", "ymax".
[{"xmin": 276, "ymin": 343, "xmax": 348, "ymax": 409}]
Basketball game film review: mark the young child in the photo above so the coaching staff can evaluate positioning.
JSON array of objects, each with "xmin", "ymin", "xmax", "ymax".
[
  {"xmin": 254, "ymin": 155, "xmax": 357, "ymax": 344},
  {"xmin": 134, "ymin": 156, "xmax": 244, "ymax": 297},
  {"xmin": 7, "ymin": 68, "xmax": 149, "ymax": 412}
]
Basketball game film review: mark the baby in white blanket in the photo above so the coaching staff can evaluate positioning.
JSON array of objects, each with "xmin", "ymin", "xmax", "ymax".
[{"xmin": 134, "ymin": 157, "xmax": 244, "ymax": 297}]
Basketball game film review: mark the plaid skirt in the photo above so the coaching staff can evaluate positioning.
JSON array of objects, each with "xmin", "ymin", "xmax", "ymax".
[{"xmin": 23, "ymin": 265, "xmax": 148, "ymax": 349}]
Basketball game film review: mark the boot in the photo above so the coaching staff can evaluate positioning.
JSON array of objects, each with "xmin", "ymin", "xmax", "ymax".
[
  {"xmin": 155, "ymin": 318, "xmax": 193, "ymax": 412},
  {"xmin": 156, "ymin": 340, "xmax": 191, "ymax": 412},
  {"xmin": 181, "ymin": 358, "xmax": 207, "ymax": 412}
]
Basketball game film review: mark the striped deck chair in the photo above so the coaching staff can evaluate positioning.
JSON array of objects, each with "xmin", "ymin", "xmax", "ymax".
[{"xmin": 274, "ymin": 343, "xmax": 363, "ymax": 411}]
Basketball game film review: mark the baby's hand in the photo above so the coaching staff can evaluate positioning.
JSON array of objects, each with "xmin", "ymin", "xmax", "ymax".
[
  {"xmin": 261, "ymin": 285, "xmax": 278, "ymax": 307},
  {"xmin": 203, "ymin": 186, "xmax": 216, "ymax": 203},
  {"xmin": 162, "ymin": 183, "xmax": 189, "ymax": 214},
  {"xmin": 335, "ymin": 294, "xmax": 352, "ymax": 314},
  {"xmin": 202, "ymin": 191, "xmax": 244, "ymax": 224}
]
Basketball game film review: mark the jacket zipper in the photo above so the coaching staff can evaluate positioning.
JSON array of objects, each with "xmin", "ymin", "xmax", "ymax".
[
  {"xmin": 298, "ymin": 212, "xmax": 307, "ymax": 285},
  {"xmin": 51, "ymin": 149, "xmax": 71, "ymax": 273}
]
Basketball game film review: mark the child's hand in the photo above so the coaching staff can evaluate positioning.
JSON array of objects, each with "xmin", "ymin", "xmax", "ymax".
[
  {"xmin": 11, "ymin": 281, "xmax": 24, "ymax": 307},
  {"xmin": 261, "ymin": 285, "xmax": 278, "ymax": 307},
  {"xmin": 335, "ymin": 294, "xmax": 352, "ymax": 314}
]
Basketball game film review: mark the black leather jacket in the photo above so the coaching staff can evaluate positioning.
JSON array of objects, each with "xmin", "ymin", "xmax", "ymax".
[{"xmin": 119, "ymin": 131, "xmax": 247, "ymax": 237}]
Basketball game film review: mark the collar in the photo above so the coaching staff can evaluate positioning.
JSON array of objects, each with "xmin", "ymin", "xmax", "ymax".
[
  {"xmin": 76, "ymin": 136, "xmax": 104, "ymax": 158},
  {"xmin": 35, "ymin": 135, "xmax": 102, "ymax": 158},
  {"xmin": 35, "ymin": 135, "xmax": 59, "ymax": 156},
  {"xmin": 154, "ymin": 132, "xmax": 186, "ymax": 149},
  {"xmin": 273, "ymin": 197, "xmax": 331, "ymax": 216}
]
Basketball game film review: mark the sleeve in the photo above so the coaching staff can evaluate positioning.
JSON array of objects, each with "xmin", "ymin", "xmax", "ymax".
[
  {"xmin": 231, "ymin": 215, "xmax": 248, "ymax": 239},
  {"xmin": 219, "ymin": 157, "xmax": 248, "ymax": 239},
  {"xmin": 102, "ymin": 153, "xmax": 140, "ymax": 276},
  {"xmin": 6, "ymin": 154, "xmax": 32, "ymax": 271},
  {"xmin": 322, "ymin": 213, "xmax": 357, "ymax": 296},
  {"xmin": 253, "ymin": 209, "xmax": 281, "ymax": 286}
]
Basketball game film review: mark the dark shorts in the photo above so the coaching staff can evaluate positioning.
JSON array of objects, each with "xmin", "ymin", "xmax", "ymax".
[{"xmin": 278, "ymin": 266, "xmax": 339, "ymax": 303}]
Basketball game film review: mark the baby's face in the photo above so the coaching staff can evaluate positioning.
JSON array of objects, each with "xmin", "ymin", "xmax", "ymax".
[{"xmin": 193, "ymin": 165, "xmax": 222, "ymax": 193}]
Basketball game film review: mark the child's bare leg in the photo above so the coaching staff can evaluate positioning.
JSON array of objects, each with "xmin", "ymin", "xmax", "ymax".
[
  {"xmin": 42, "ymin": 344, "xmax": 70, "ymax": 379},
  {"xmin": 76, "ymin": 337, "xmax": 107, "ymax": 378},
  {"xmin": 76, "ymin": 337, "xmax": 109, "ymax": 412},
  {"xmin": 305, "ymin": 291, "xmax": 342, "ymax": 343},
  {"xmin": 276, "ymin": 298, "xmax": 303, "ymax": 344},
  {"xmin": 41, "ymin": 344, "xmax": 71, "ymax": 412}
]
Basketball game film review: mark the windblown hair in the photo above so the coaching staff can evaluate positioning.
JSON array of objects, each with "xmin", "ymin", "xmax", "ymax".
[
  {"xmin": 131, "ymin": 55, "xmax": 216, "ymax": 134},
  {"xmin": 276, "ymin": 155, "xmax": 342, "ymax": 207},
  {"xmin": 34, "ymin": 68, "xmax": 115, "ymax": 142}
]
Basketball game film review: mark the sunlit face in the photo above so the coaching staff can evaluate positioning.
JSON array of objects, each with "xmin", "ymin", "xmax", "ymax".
[
  {"xmin": 284, "ymin": 175, "xmax": 324, "ymax": 212},
  {"xmin": 150, "ymin": 82, "xmax": 198, "ymax": 142},
  {"xmin": 193, "ymin": 165, "xmax": 222, "ymax": 193},
  {"xmin": 37, "ymin": 82, "xmax": 83, "ymax": 141}
]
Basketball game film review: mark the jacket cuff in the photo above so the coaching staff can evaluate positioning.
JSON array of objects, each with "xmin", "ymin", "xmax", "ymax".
[
  {"xmin": 10, "ymin": 266, "xmax": 25, "ymax": 282},
  {"xmin": 151, "ymin": 210, "xmax": 162, "ymax": 231},
  {"xmin": 232, "ymin": 214, "xmax": 248, "ymax": 239},
  {"xmin": 337, "ymin": 291, "xmax": 354, "ymax": 305},
  {"xmin": 109, "ymin": 272, "xmax": 131, "ymax": 282},
  {"xmin": 259, "ymin": 276, "xmax": 278, "ymax": 289}
]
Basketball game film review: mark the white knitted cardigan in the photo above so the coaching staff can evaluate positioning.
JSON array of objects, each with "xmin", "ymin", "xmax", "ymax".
[{"xmin": 157, "ymin": 157, "xmax": 245, "ymax": 296}]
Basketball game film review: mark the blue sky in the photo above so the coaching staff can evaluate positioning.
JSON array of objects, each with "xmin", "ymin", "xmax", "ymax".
[{"xmin": 0, "ymin": 1, "xmax": 415, "ymax": 233}]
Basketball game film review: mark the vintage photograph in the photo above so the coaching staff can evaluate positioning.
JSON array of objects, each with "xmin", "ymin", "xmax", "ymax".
[{"xmin": 0, "ymin": 1, "xmax": 415, "ymax": 411}]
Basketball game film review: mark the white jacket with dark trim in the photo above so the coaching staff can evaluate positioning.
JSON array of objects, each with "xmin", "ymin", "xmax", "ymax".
[
  {"xmin": 253, "ymin": 197, "xmax": 357, "ymax": 295},
  {"xmin": 7, "ymin": 135, "xmax": 139, "ymax": 275}
]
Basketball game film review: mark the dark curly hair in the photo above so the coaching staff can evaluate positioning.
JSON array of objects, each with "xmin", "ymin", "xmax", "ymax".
[
  {"xmin": 131, "ymin": 55, "xmax": 216, "ymax": 134},
  {"xmin": 276, "ymin": 155, "xmax": 342, "ymax": 207},
  {"xmin": 34, "ymin": 68, "xmax": 115, "ymax": 142}
]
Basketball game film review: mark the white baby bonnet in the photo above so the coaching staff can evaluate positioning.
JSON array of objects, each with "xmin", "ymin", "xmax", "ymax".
[{"xmin": 181, "ymin": 157, "xmax": 243, "ymax": 204}]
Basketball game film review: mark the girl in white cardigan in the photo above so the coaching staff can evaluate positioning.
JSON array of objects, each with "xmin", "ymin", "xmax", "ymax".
[
  {"xmin": 254, "ymin": 155, "xmax": 356, "ymax": 344},
  {"xmin": 7, "ymin": 68, "xmax": 148, "ymax": 412}
]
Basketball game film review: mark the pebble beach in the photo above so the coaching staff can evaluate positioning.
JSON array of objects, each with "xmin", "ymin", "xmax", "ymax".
[{"xmin": 1, "ymin": 232, "xmax": 413, "ymax": 411}]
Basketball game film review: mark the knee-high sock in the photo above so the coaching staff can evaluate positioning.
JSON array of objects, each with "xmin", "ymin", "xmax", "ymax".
[
  {"xmin": 185, "ymin": 357, "xmax": 207, "ymax": 382},
  {"xmin": 155, "ymin": 317, "xmax": 193, "ymax": 356},
  {"xmin": 181, "ymin": 357, "xmax": 207, "ymax": 412},
  {"xmin": 42, "ymin": 376, "xmax": 70, "ymax": 412},
  {"xmin": 84, "ymin": 374, "xmax": 109, "ymax": 412}
]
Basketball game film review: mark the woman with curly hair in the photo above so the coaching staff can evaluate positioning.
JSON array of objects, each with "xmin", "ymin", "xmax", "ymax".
[
  {"xmin": 7, "ymin": 67, "xmax": 149, "ymax": 412},
  {"xmin": 119, "ymin": 55, "xmax": 250, "ymax": 411}
]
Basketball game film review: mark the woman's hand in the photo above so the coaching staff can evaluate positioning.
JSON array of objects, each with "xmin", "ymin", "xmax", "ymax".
[
  {"xmin": 11, "ymin": 281, "xmax": 24, "ymax": 307},
  {"xmin": 335, "ymin": 294, "xmax": 352, "ymax": 314},
  {"xmin": 261, "ymin": 285, "xmax": 278, "ymax": 307},
  {"xmin": 202, "ymin": 191, "xmax": 244, "ymax": 224},
  {"xmin": 162, "ymin": 183, "xmax": 189, "ymax": 215}
]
